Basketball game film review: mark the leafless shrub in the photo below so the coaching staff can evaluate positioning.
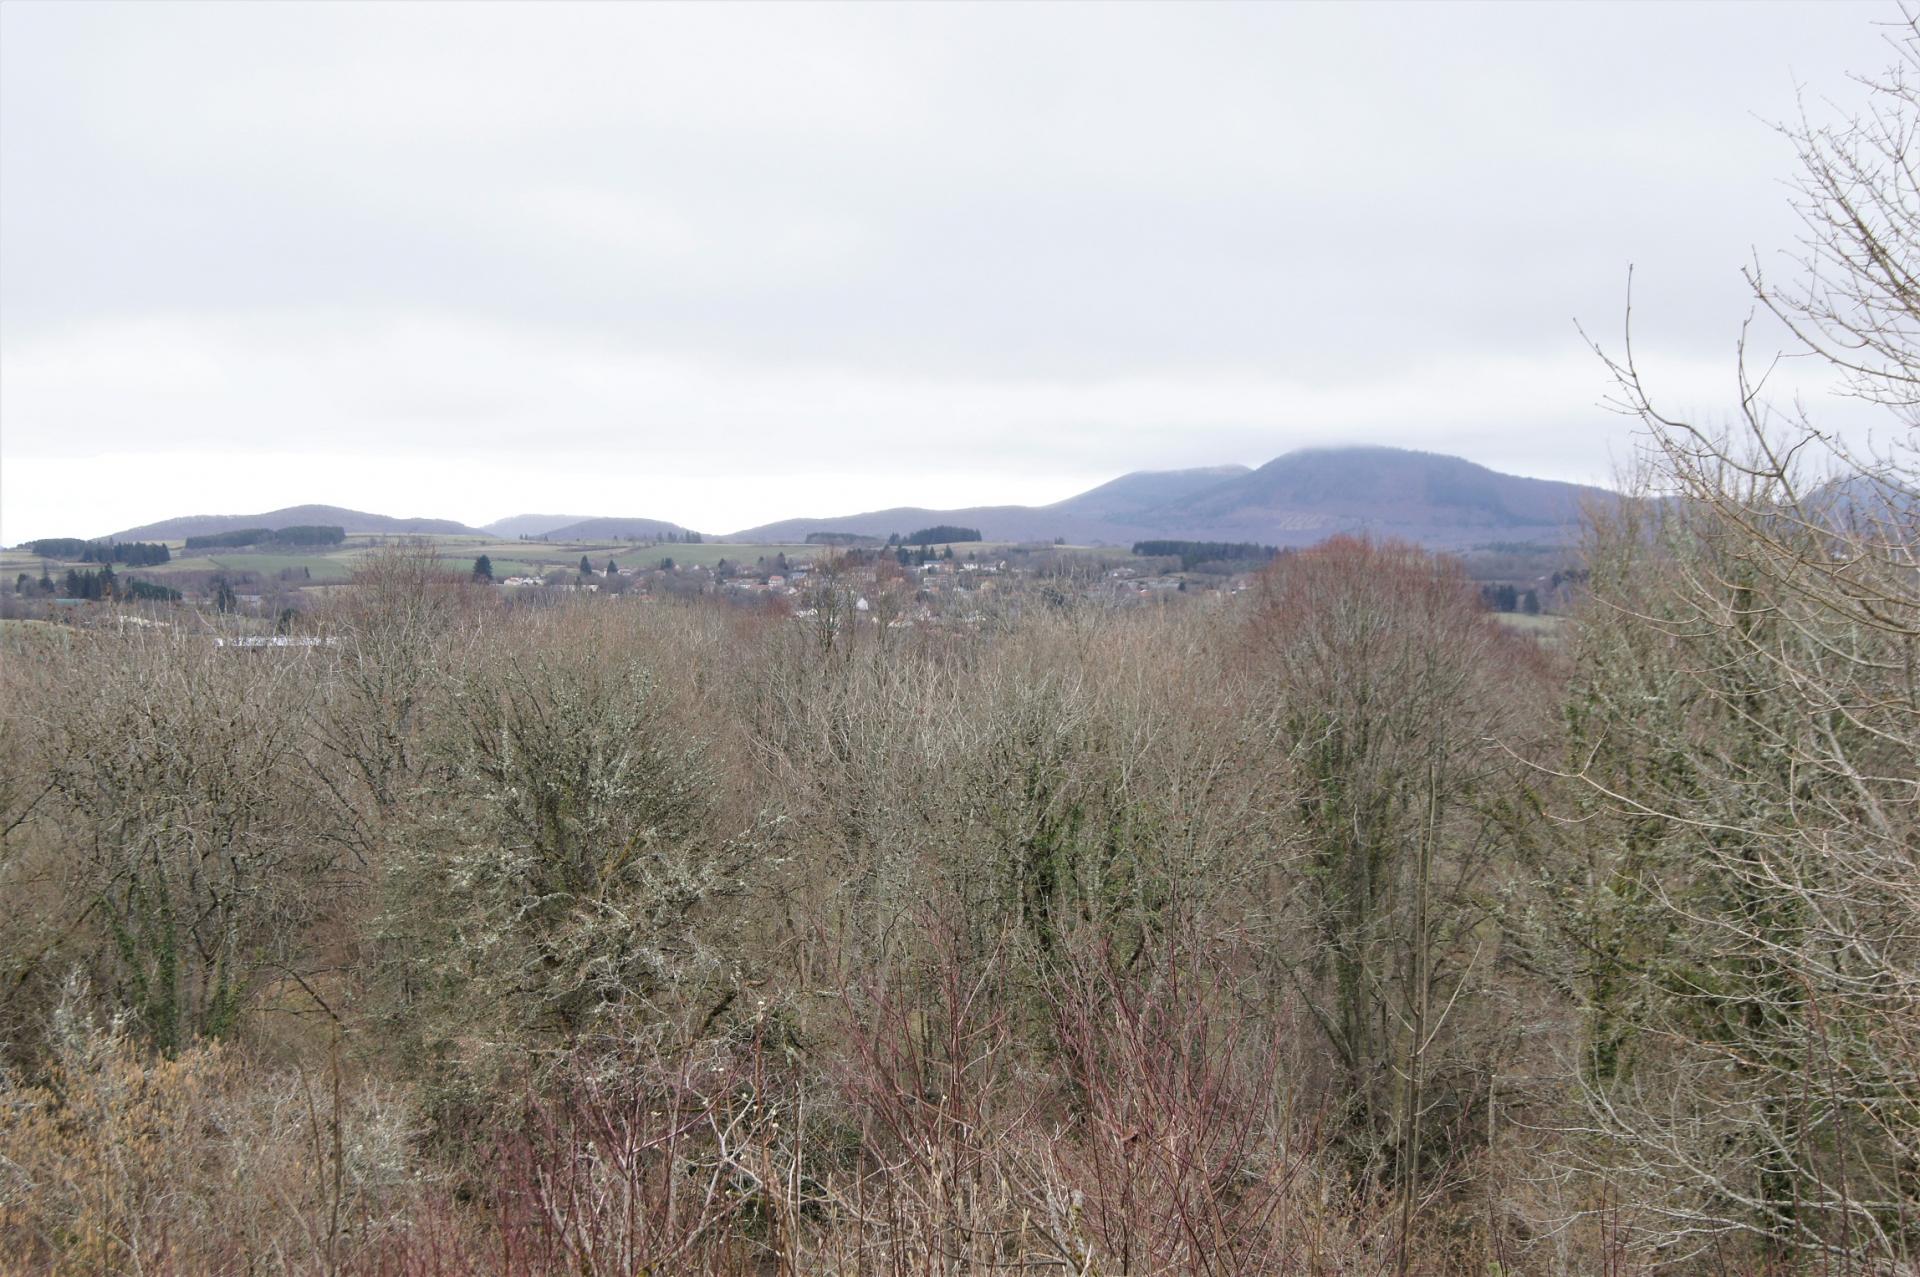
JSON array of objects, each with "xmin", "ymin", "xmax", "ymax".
[
  {"xmin": 1, "ymin": 984, "xmax": 426, "ymax": 1276},
  {"xmin": 1555, "ymin": 17, "xmax": 1920, "ymax": 1269},
  {"xmin": 8, "ymin": 627, "xmax": 333, "ymax": 1055},
  {"xmin": 367, "ymin": 604, "xmax": 760, "ymax": 1123}
]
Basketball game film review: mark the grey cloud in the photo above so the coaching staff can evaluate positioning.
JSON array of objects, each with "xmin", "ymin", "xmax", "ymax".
[{"xmin": 0, "ymin": 1, "xmax": 1896, "ymax": 541}]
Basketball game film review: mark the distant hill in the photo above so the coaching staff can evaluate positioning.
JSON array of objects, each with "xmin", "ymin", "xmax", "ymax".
[
  {"xmin": 1808, "ymin": 472, "xmax": 1920, "ymax": 530},
  {"xmin": 481, "ymin": 513, "xmax": 599, "ymax": 539},
  {"xmin": 108, "ymin": 505, "xmax": 481, "ymax": 541},
  {"xmin": 731, "ymin": 503, "xmax": 1068, "ymax": 546},
  {"xmin": 87, "ymin": 448, "xmax": 1614, "ymax": 554},
  {"xmin": 1148, "ymin": 447, "xmax": 1607, "ymax": 542},
  {"xmin": 731, "ymin": 465, "xmax": 1256, "ymax": 545},
  {"xmin": 727, "ymin": 448, "xmax": 1610, "ymax": 548},
  {"xmin": 1048, "ymin": 465, "xmax": 1252, "ymax": 523},
  {"xmin": 538, "ymin": 516, "xmax": 702, "ymax": 542}
]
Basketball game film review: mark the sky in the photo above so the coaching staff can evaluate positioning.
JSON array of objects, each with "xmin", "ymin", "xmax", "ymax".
[{"xmin": 0, "ymin": 0, "xmax": 1899, "ymax": 542}]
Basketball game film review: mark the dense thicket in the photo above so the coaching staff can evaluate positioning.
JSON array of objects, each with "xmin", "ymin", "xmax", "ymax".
[
  {"xmin": 4, "ymin": 469, "xmax": 1909, "ymax": 1274},
  {"xmin": 4, "ymin": 21, "xmax": 1918, "ymax": 1277}
]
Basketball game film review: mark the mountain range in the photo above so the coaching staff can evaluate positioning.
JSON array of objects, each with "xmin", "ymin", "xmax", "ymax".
[
  {"xmin": 728, "ymin": 447, "xmax": 1610, "ymax": 547},
  {"xmin": 104, "ymin": 506, "xmax": 704, "ymax": 544},
  {"xmin": 95, "ymin": 448, "xmax": 1612, "ymax": 549}
]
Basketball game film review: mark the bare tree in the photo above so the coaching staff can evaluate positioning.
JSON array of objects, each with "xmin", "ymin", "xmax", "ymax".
[
  {"xmin": 1244, "ymin": 536, "xmax": 1549, "ymax": 1233},
  {"xmin": 1562, "ymin": 17, "xmax": 1920, "ymax": 1267},
  {"xmin": 24, "ymin": 630, "xmax": 331, "ymax": 1052},
  {"xmin": 371, "ymin": 606, "xmax": 756, "ymax": 1113},
  {"xmin": 310, "ymin": 542, "xmax": 482, "ymax": 864}
]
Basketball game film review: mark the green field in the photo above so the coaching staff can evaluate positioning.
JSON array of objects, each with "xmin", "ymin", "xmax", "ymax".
[
  {"xmin": 1496, "ymin": 612, "xmax": 1569, "ymax": 636},
  {"xmin": 201, "ymin": 553, "xmax": 358, "ymax": 581},
  {"xmin": 610, "ymin": 542, "xmax": 817, "ymax": 569}
]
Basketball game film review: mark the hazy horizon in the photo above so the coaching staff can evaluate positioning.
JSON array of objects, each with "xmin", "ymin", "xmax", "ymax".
[
  {"xmin": 78, "ymin": 441, "xmax": 1615, "ymax": 543},
  {"xmin": 0, "ymin": 1, "xmax": 1893, "ymax": 544}
]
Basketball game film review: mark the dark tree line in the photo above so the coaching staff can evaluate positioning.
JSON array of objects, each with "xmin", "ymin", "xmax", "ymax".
[
  {"xmin": 22, "ymin": 538, "xmax": 171, "ymax": 566},
  {"xmin": 1132, "ymin": 540, "xmax": 1278, "ymax": 570},
  {"xmin": 60, "ymin": 566, "xmax": 115, "ymax": 600},
  {"xmin": 185, "ymin": 528, "xmax": 275, "ymax": 550},
  {"xmin": 522, "ymin": 529, "xmax": 703, "ymax": 542},
  {"xmin": 51, "ymin": 566, "xmax": 182, "ymax": 603},
  {"xmin": 58, "ymin": 567, "xmax": 115, "ymax": 600},
  {"xmin": 1478, "ymin": 583, "xmax": 1540, "ymax": 613},
  {"xmin": 184, "ymin": 525, "xmax": 345, "ymax": 550},
  {"xmin": 892, "ymin": 525, "xmax": 982, "ymax": 545},
  {"xmin": 123, "ymin": 579, "xmax": 182, "ymax": 602},
  {"xmin": 896, "ymin": 545, "xmax": 956, "ymax": 566},
  {"xmin": 266, "ymin": 525, "xmax": 347, "ymax": 547}
]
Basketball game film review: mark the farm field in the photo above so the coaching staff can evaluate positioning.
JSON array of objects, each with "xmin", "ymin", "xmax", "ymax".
[
  {"xmin": 0, "ymin": 537, "xmax": 814, "ymax": 588},
  {"xmin": 1494, "ymin": 611, "xmax": 1568, "ymax": 635},
  {"xmin": 201, "ymin": 553, "xmax": 359, "ymax": 581},
  {"xmin": 0, "ymin": 617, "xmax": 68, "ymax": 648}
]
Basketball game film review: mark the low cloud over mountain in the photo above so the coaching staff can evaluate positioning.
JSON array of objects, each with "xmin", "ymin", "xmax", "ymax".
[{"xmin": 729, "ymin": 447, "xmax": 1610, "ymax": 547}]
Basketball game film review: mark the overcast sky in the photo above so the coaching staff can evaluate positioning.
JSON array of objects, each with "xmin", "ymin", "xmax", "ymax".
[{"xmin": 0, "ymin": 0, "xmax": 1896, "ymax": 542}]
